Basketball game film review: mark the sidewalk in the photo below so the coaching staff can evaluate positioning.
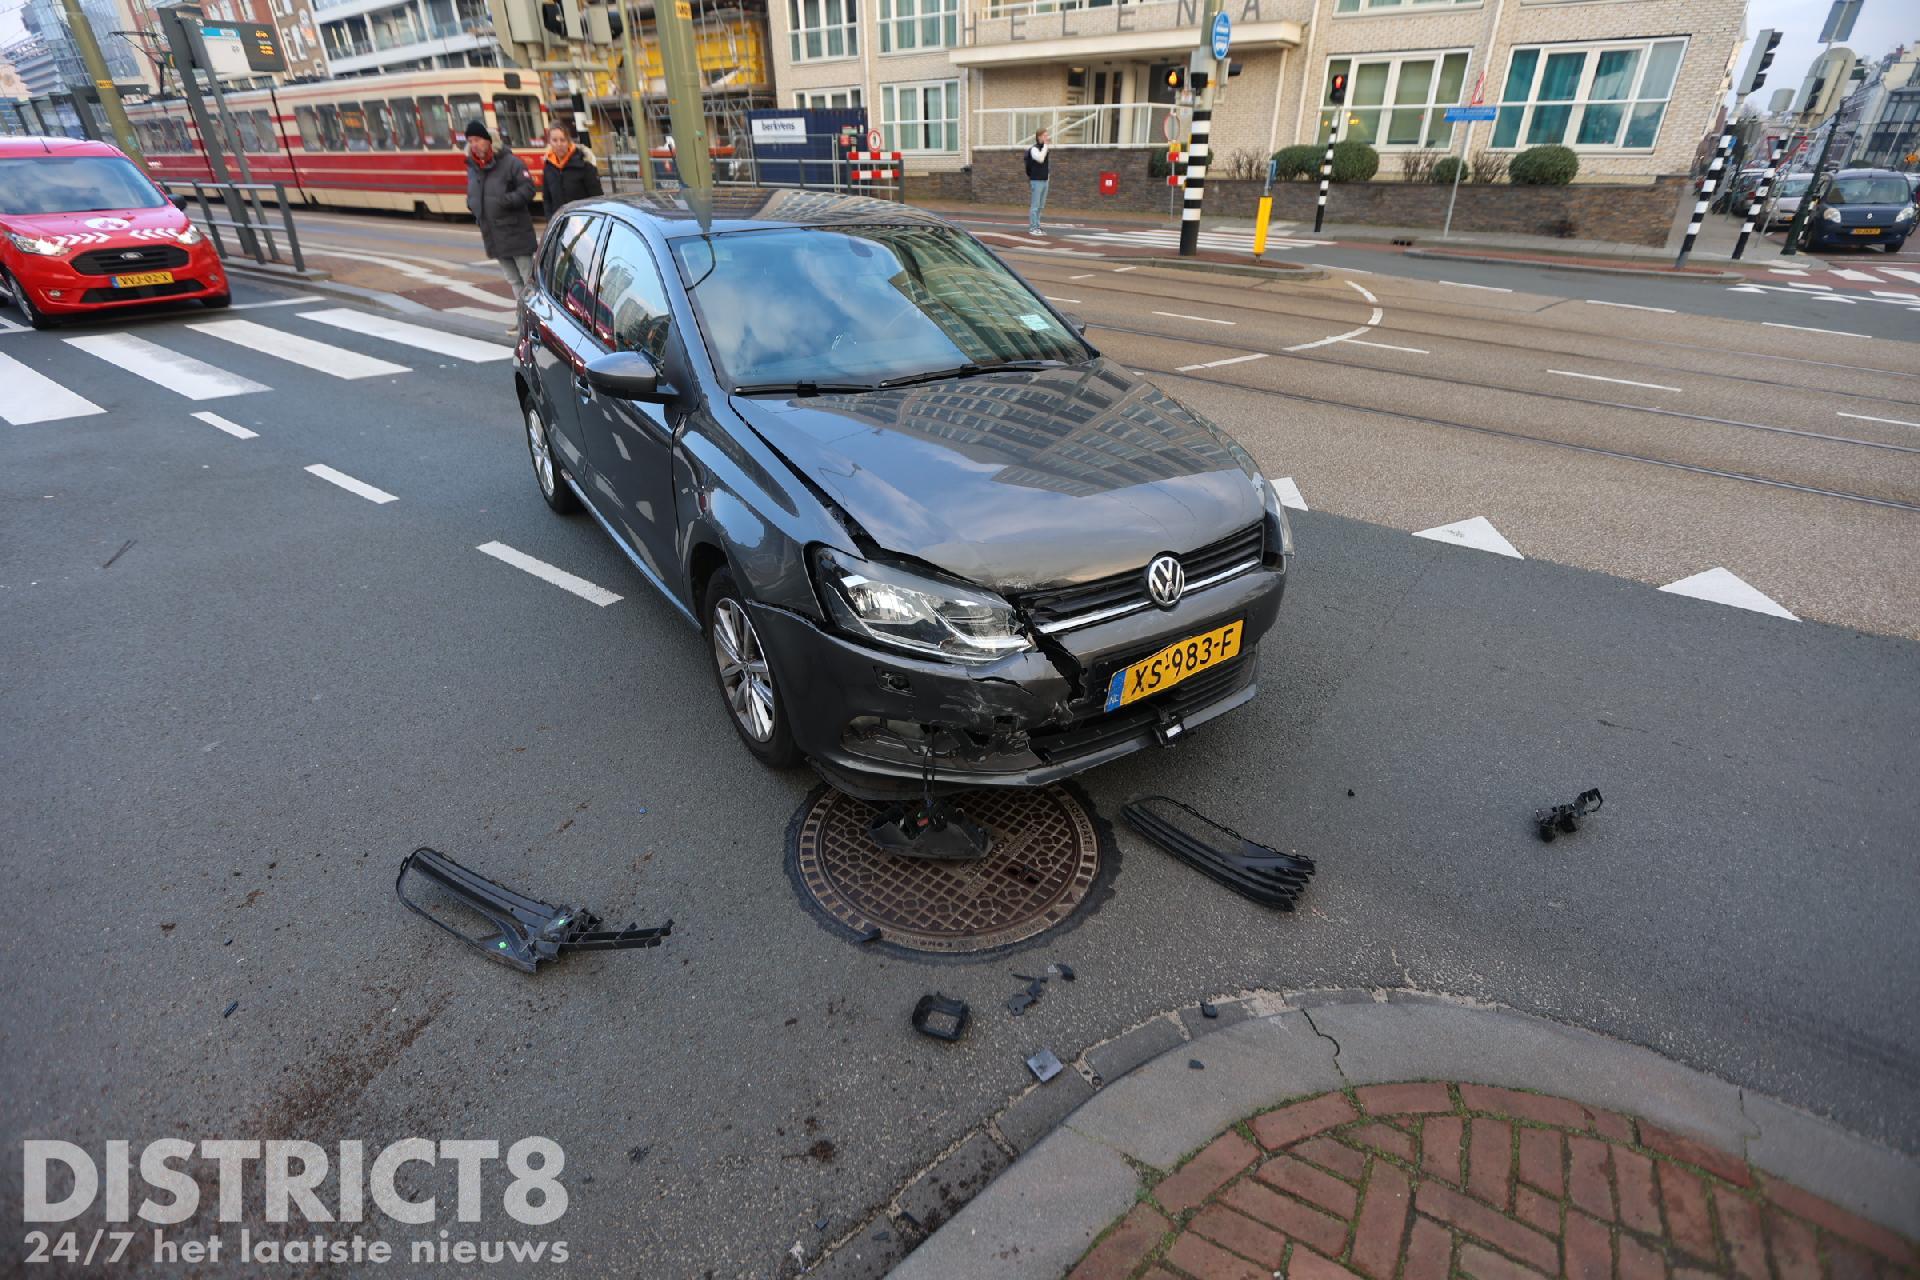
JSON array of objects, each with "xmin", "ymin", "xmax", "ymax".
[{"xmin": 840, "ymin": 994, "xmax": 1919, "ymax": 1280}]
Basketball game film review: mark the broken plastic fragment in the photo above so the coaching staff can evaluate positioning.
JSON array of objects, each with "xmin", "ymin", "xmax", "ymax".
[
  {"xmin": 1026, "ymin": 1048, "xmax": 1064, "ymax": 1083},
  {"xmin": 1200, "ymin": 1001, "xmax": 1219, "ymax": 1019},
  {"xmin": 911, "ymin": 993, "xmax": 970, "ymax": 1042},
  {"xmin": 1048, "ymin": 962, "xmax": 1076, "ymax": 982},
  {"xmin": 1535, "ymin": 788, "xmax": 1603, "ymax": 843},
  {"xmin": 1006, "ymin": 991, "xmax": 1037, "ymax": 1016}
]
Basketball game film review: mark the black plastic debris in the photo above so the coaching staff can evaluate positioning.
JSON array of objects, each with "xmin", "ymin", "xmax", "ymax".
[
  {"xmin": 1535, "ymin": 788, "xmax": 1603, "ymax": 843},
  {"xmin": 1006, "ymin": 991, "xmax": 1037, "ymax": 1016},
  {"xmin": 395, "ymin": 846, "xmax": 672, "ymax": 973},
  {"xmin": 868, "ymin": 737, "xmax": 993, "ymax": 861},
  {"xmin": 1049, "ymin": 962, "xmax": 1076, "ymax": 982},
  {"xmin": 1026, "ymin": 1049, "xmax": 1064, "ymax": 1083},
  {"xmin": 222, "ymin": 1001, "xmax": 239, "ymax": 1018},
  {"xmin": 858, "ymin": 926, "xmax": 883, "ymax": 945},
  {"xmin": 1188, "ymin": 1059, "xmax": 1205, "ymax": 1070},
  {"xmin": 1122, "ymin": 796, "xmax": 1316, "ymax": 910},
  {"xmin": 1200, "ymin": 1001, "xmax": 1219, "ymax": 1019},
  {"xmin": 911, "ymin": 993, "xmax": 970, "ymax": 1042}
]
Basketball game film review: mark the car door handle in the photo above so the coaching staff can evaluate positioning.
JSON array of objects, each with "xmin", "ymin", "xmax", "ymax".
[{"xmin": 573, "ymin": 374, "xmax": 593, "ymax": 400}]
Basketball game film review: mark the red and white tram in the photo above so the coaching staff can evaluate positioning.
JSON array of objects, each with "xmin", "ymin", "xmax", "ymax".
[{"xmin": 124, "ymin": 68, "xmax": 550, "ymax": 215}]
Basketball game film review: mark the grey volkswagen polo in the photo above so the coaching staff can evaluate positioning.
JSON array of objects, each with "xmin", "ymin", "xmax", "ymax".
[{"xmin": 513, "ymin": 189, "xmax": 1293, "ymax": 797}]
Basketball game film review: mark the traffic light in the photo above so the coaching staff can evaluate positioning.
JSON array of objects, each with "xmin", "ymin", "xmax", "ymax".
[
  {"xmin": 1737, "ymin": 28, "xmax": 1781, "ymax": 96},
  {"xmin": 1189, "ymin": 69, "xmax": 1209, "ymax": 92},
  {"xmin": 1164, "ymin": 66, "xmax": 1183, "ymax": 91},
  {"xmin": 1329, "ymin": 72, "xmax": 1348, "ymax": 104}
]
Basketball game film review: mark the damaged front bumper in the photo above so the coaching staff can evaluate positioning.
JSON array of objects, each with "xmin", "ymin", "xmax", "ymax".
[{"xmin": 752, "ymin": 562, "xmax": 1287, "ymax": 799}]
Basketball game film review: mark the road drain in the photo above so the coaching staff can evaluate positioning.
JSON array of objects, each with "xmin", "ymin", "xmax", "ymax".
[{"xmin": 786, "ymin": 783, "xmax": 1112, "ymax": 957}]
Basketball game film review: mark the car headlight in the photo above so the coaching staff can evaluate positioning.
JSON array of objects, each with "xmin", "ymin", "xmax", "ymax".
[
  {"xmin": 1822, "ymin": 206, "xmax": 1842, "ymax": 223},
  {"xmin": 177, "ymin": 223, "xmax": 204, "ymax": 245},
  {"xmin": 1265, "ymin": 477, "xmax": 1296, "ymax": 560},
  {"xmin": 1897, "ymin": 205, "xmax": 1916, "ymax": 223},
  {"xmin": 812, "ymin": 547, "xmax": 1030, "ymax": 664},
  {"xmin": 7, "ymin": 231, "xmax": 64, "ymax": 256}
]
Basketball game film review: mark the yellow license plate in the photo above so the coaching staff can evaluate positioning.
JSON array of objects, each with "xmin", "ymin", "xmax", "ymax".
[
  {"xmin": 111, "ymin": 270, "xmax": 174, "ymax": 287},
  {"xmin": 1849, "ymin": 227, "xmax": 1880, "ymax": 236},
  {"xmin": 1105, "ymin": 620, "xmax": 1244, "ymax": 712}
]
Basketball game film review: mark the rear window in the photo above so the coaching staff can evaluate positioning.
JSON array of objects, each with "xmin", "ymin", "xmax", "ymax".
[{"xmin": 0, "ymin": 155, "xmax": 168, "ymax": 215}]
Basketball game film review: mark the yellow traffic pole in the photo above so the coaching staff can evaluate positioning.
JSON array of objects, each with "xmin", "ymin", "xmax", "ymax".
[{"xmin": 1251, "ymin": 153, "xmax": 1276, "ymax": 257}]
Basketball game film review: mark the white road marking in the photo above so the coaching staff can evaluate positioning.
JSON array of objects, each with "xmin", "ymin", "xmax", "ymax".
[
  {"xmin": 1366, "ymin": 306, "xmax": 1384, "ymax": 326},
  {"xmin": 1175, "ymin": 352, "xmax": 1269, "ymax": 371},
  {"xmin": 1152, "ymin": 310, "xmax": 1236, "ymax": 325},
  {"xmin": 1585, "ymin": 299, "xmax": 1676, "ymax": 313},
  {"xmin": 189, "ymin": 318, "xmax": 410, "ymax": 379},
  {"xmin": 228, "ymin": 296, "xmax": 317, "ymax": 310},
  {"xmin": 1044, "ymin": 296, "xmax": 1081, "ymax": 304},
  {"xmin": 1767, "ymin": 267, "xmax": 1809, "ymax": 276},
  {"xmin": 1810, "ymin": 294, "xmax": 1857, "ymax": 304},
  {"xmin": 1870, "ymin": 290, "xmax": 1920, "ymax": 301},
  {"xmin": 1345, "ymin": 279, "xmax": 1378, "ymax": 305},
  {"xmin": 476, "ymin": 540, "xmax": 622, "ymax": 607},
  {"xmin": 1831, "ymin": 268, "xmax": 1884, "ymax": 283},
  {"xmin": 305, "ymin": 463, "xmax": 397, "ymax": 504},
  {"xmin": 1068, "ymin": 273, "xmax": 1094, "ymax": 280},
  {"xmin": 450, "ymin": 305, "xmax": 519, "ymax": 325},
  {"xmin": 1438, "ymin": 280, "xmax": 1512, "ymax": 292},
  {"xmin": 63, "ymin": 333, "xmax": 268, "ymax": 400},
  {"xmin": 1547, "ymin": 369, "xmax": 1682, "ymax": 392},
  {"xmin": 1342, "ymin": 338, "xmax": 1428, "ymax": 354},
  {"xmin": 192, "ymin": 410, "xmax": 257, "ymax": 439},
  {"xmin": 466, "ymin": 259, "xmax": 499, "ymax": 268},
  {"xmin": 0, "ymin": 352, "xmax": 105, "ymax": 424},
  {"xmin": 1413, "ymin": 516, "xmax": 1522, "ymax": 558},
  {"xmin": 1288, "ymin": 325, "xmax": 1372, "ymax": 352},
  {"xmin": 1881, "ymin": 267, "xmax": 1920, "ymax": 286},
  {"xmin": 0, "ymin": 314, "xmax": 30, "ymax": 334},
  {"xmin": 1269, "ymin": 475, "xmax": 1307, "ymax": 511},
  {"xmin": 296, "ymin": 308, "xmax": 511, "ymax": 362},
  {"xmin": 1763, "ymin": 321, "xmax": 1868, "ymax": 338},
  {"xmin": 1785, "ymin": 281, "xmax": 1832, "ymax": 290},
  {"xmin": 1659, "ymin": 567, "xmax": 1795, "ymax": 620},
  {"xmin": 1111, "ymin": 265, "xmax": 1137, "ymax": 272},
  {"xmin": 1837, "ymin": 411, "xmax": 1920, "ymax": 429},
  {"xmin": 1727, "ymin": 285, "xmax": 1770, "ymax": 294}
]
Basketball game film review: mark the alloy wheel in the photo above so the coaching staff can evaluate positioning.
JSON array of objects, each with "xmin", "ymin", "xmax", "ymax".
[
  {"xmin": 526, "ymin": 406, "xmax": 555, "ymax": 498},
  {"xmin": 712, "ymin": 598, "xmax": 776, "ymax": 742}
]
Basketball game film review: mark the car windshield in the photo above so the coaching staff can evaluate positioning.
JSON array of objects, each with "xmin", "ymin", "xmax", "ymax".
[
  {"xmin": 1825, "ymin": 175, "xmax": 1911, "ymax": 205},
  {"xmin": 670, "ymin": 225, "xmax": 1088, "ymax": 389},
  {"xmin": 1777, "ymin": 176, "xmax": 1811, "ymax": 197},
  {"xmin": 0, "ymin": 155, "xmax": 167, "ymax": 215}
]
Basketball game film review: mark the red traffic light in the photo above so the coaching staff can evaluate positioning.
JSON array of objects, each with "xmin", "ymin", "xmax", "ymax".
[{"xmin": 1329, "ymin": 72, "xmax": 1348, "ymax": 104}]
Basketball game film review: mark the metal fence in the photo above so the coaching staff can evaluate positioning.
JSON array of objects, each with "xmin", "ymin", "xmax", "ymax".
[
  {"xmin": 160, "ymin": 179, "xmax": 308, "ymax": 272},
  {"xmin": 973, "ymin": 104, "xmax": 1174, "ymax": 150},
  {"xmin": 601, "ymin": 133, "xmax": 903, "ymax": 198}
]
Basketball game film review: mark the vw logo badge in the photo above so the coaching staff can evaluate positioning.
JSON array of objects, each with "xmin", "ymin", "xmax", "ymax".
[{"xmin": 1145, "ymin": 554, "xmax": 1185, "ymax": 608}]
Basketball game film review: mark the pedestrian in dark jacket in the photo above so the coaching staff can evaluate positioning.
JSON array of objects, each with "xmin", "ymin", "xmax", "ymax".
[
  {"xmin": 464, "ymin": 119, "xmax": 537, "ymax": 315},
  {"xmin": 1025, "ymin": 128, "xmax": 1051, "ymax": 235},
  {"xmin": 541, "ymin": 124, "xmax": 604, "ymax": 210}
]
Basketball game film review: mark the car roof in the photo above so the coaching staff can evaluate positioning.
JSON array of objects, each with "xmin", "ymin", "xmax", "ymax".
[
  {"xmin": 583, "ymin": 188, "xmax": 954, "ymax": 240},
  {"xmin": 1834, "ymin": 168, "xmax": 1907, "ymax": 179},
  {"xmin": 0, "ymin": 135, "xmax": 128, "ymax": 160}
]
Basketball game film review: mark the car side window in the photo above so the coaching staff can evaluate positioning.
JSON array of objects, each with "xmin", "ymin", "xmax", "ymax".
[
  {"xmin": 542, "ymin": 213, "xmax": 602, "ymax": 329},
  {"xmin": 593, "ymin": 223, "xmax": 675, "ymax": 363}
]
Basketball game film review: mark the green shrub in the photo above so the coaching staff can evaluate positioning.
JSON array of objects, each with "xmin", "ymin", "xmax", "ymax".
[
  {"xmin": 1148, "ymin": 151, "xmax": 1172, "ymax": 179},
  {"xmin": 1330, "ymin": 139, "xmax": 1379, "ymax": 183},
  {"xmin": 1269, "ymin": 144, "xmax": 1321, "ymax": 181},
  {"xmin": 1432, "ymin": 156, "xmax": 1467, "ymax": 185},
  {"xmin": 1509, "ymin": 145, "xmax": 1579, "ymax": 185}
]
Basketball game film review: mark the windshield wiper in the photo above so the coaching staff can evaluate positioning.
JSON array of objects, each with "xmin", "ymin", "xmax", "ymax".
[
  {"xmin": 732, "ymin": 379, "xmax": 880, "ymax": 397},
  {"xmin": 877, "ymin": 359, "xmax": 1068, "ymax": 389}
]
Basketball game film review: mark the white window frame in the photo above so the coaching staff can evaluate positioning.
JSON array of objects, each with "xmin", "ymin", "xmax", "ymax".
[
  {"xmin": 787, "ymin": 0, "xmax": 859, "ymax": 62},
  {"xmin": 1318, "ymin": 50, "xmax": 1474, "ymax": 151},
  {"xmin": 1333, "ymin": 0, "xmax": 1477, "ymax": 16},
  {"xmin": 879, "ymin": 0, "xmax": 958, "ymax": 53},
  {"xmin": 1490, "ymin": 36, "xmax": 1690, "ymax": 153},
  {"xmin": 881, "ymin": 78, "xmax": 960, "ymax": 153},
  {"xmin": 794, "ymin": 87, "xmax": 865, "ymax": 109}
]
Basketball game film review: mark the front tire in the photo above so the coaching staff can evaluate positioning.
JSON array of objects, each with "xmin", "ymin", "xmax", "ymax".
[
  {"xmin": 525, "ymin": 401, "xmax": 579, "ymax": 513},
  {"xmin": 4, "ymin": 270, "xmax": 56, "ymax": 329},
  {"xmin": 705, "ymin": 570, "xmax": 799, "ymax": 768}
]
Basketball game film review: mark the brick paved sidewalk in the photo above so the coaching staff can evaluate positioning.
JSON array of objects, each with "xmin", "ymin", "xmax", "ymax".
[{"xmin": 1070, "ymin": 1083, "xmax": 1919, "ymax": 1280}]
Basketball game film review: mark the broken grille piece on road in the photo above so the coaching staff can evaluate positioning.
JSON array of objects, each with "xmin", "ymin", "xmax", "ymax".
[
  {"xmin": 910, "ymin": 993, "xmax": 971, "ymax": 1042},
  {"xmin": 395, "ymin": 846, "xmax": 672, "ymax": 973},
  {"xmin": 1122, "ymin": 796, "xmax": 1316, "ymax": 910},
  {"xmin": 1535, "ymin": 788, "xmax": 1604, "ymax": 842},
  {"xmin": 1026, "ymin": 1048, "xmax": 1064, "ymax": 1083},
  {"xmin": 867, "ymin": 736, "xmax": 995, "ymax": 861}
]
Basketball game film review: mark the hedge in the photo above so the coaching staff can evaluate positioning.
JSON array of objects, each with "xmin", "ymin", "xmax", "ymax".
[{"xmin": 1509, "ymin": 145, "xmax": 1579, "ymax": 186}]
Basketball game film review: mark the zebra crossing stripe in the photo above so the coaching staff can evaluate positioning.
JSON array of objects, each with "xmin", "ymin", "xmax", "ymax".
[
  {"xmin": 188, "ymin": 319, "xmax": 411, "ymax": 380},
  {"xmin": 0, "ymin": 351, "xmax": 106, "ymax": 424},
  {"xmin": 63, "ymin": 333, "xmax": 269, "ymax": 400},
  {"xmin": 296, "ymin": 308, "xmax": 512, "ymax": 363}
]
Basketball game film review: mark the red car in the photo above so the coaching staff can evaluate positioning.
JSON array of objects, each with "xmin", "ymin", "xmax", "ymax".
[{"xmin": 0, "ymin": 135, "xmax": 228, "ymax": 328}]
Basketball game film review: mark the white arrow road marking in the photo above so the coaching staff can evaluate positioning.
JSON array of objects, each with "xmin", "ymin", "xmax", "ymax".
[
  {"xmin": 1153, "ymin": 310, "xmax": 1236, "ymax": 325},
  {"xmin": 1176, "ymin": 352, "xmax": 1268, "ymax": 371},
  {"xmin": 1413, "ymin": 516, "xmax": 1522, "ymax": 558},
  {"xmin": 1837, "ymin": 411, "xmax": 1920, "ymax": 429},
  {"xmin": 1830, "ymin": 269, "xmax": 1884, "ymax": 283},
  {"xmin": 1764, "ymin": 321, "xmax": 1869, "ymax": 338},
  {"xmin": 1548, "ymin": 370, "xmax": 1683, "ymax": 392},
  {"xmin": 1880, "ymin": 267, "xmax": 1920, "ymax": 286},
  {"xmin": 63, "ymin": 333, "xmax": 269, "ymax": 400},
  {"xmin": 1659, "ymin": 568, "xmax": 1795, "ymax": 619},
  {"xmin": 192, "ymin": 411, "xmax": 257, "ymax": 439},
  {"xmin": 1269, "ymin": 476, "xmax": 1307, "ymax": 511},
  {"xmin": 305, "ymin": 464, "xmax": 397, "ymax": 504},
  {"xmin": 476, "ymin": 541, "xmax": 622, "ymax": 606},
  {"xmin": 188, "ymin": 319, "xmax": 410, "ymax": 379},
  {"xmin": 296, "ymin": 308, "xmax": 511, "ymax": 362},
  {"xmin": 1585, "ymin": 299, "xmax": 1676, "ymax": 313},
  {"xmin": 0, "ymin": 352, "xmax": 105, "ymax": 424}
]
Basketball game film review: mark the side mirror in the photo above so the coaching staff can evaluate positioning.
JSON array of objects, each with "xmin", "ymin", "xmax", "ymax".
[
  {"xmin": 584, "ymin": 349, "xmax": 669, "ymax": 402},
  {"xmin": 170, "ymin": 194, "xmax": 189, "ymax": 210}
]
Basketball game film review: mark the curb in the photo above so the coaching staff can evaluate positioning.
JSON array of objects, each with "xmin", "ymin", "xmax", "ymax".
[
  {"xmin": 1402, "ymin": 247, "xmax": 1744, "ymax": 283},
  {"xmin": 818, "ymin": 989, "xmax": 1919, "ymax": 1280},
  {"xmin": 217, "ymin": 259, "xmax": 333, "ymax": 284}
]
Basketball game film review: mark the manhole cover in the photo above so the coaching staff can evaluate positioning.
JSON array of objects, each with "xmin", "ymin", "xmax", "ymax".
[{"xmin": 786, "ymin": 783, "xmax": 1113, "ymax": 957}]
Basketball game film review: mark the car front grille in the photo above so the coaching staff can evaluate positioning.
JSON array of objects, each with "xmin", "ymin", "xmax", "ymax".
[
  {"xmin": 1018, "ymin": 522, "xmax": 1264, "ymax": 635},
  {"xmin": 80, "ymin": 280, "xmax": 203, "ymax": 302},
  {"xmin": 1029, "ymin": 655, "xmax": 1253, "ymax": 763},
  {"xmin": 71, "ymin": 244, "xmax": 190, "ymax": 275}
]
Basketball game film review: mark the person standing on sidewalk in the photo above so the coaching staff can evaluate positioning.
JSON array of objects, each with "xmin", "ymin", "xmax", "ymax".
[
  {"xmin": 464, "ymin": 119, "xmax": 537, "ymax": 327},
  {"xmin": 1026, "ymin": 129, "xmax": 1051, "ymax": 236},
  {"xmin": 541, "ymin": 124, "xmax": 604, "ymax": 210}
]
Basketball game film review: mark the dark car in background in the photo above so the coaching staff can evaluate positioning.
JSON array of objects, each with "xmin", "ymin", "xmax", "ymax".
[
  {"xmin": 511, "ymin": 190, "xmax": 1293, "ymax": 797},
  {"xmin": 1793, "ymin": 169, "xmax": 1915, "ymax": 252}
]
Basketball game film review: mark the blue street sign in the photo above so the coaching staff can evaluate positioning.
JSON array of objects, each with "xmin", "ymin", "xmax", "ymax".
[
  {"xmin": 1210, "ymin": 12, "xmax": 1232, "ymax": 60},
  {"xmin": 1445, "ymin": 105, "xmax": 1499, "ymax": 122}
]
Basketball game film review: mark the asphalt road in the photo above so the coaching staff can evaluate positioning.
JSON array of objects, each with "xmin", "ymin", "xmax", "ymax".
[{"xmin": 2, "ymin": 249, "xmax": 1917, "ymax": 1277}]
